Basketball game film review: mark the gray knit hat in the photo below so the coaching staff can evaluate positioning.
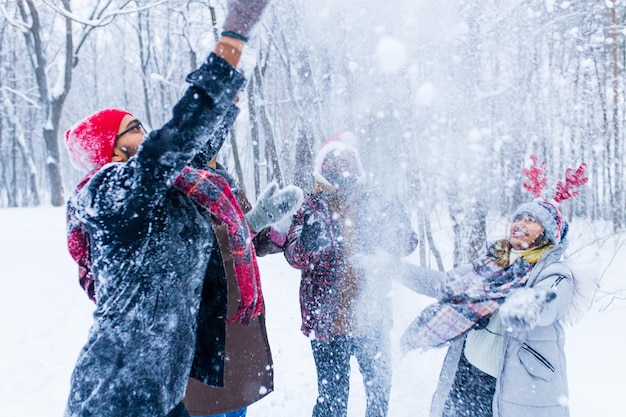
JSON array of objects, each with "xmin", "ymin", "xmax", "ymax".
[{"xmin": 512, "ymin": 200, "xmax": 568, "ymax": 245}]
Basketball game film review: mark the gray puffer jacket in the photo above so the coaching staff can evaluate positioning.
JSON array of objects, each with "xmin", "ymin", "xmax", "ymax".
[{"xmin": 401, "ymin": 243, "xmax": 574, "ymax": 417}]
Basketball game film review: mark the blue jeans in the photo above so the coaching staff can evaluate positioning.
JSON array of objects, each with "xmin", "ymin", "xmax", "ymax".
[{"xmin": 195, "ymin": 408, "xmax": 246, "ymax": 417}]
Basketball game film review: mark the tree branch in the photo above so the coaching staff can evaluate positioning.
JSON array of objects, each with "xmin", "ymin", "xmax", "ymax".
[{"xmin": 40, "ymin": 0, "xmax": 165, "ymax": 27}]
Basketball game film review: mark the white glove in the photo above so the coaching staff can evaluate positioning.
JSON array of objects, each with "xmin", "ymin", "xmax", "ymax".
[
  {"xmin": 246, "ymin": 182, "xmax": 303, "ymax": 232},
  {"xmin": 500, "ymin": 287, "xmax": 556, "ymax": 331}
]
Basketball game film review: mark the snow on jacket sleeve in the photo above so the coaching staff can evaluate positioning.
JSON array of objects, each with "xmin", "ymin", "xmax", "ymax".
[
  {"xmin": 398, "ymin": 261, "xmax": 456, "ymax": 299},
  {"xmin": 190, "ymin": 103, "xmax": 240, "ymax": 169},
  {"xmin": 74, "ymin": 53, "xmax": 245, "ymax": 233},
  {"xmin": 533, "ymin": 263, "xmax": 574, "ymax": 327}
]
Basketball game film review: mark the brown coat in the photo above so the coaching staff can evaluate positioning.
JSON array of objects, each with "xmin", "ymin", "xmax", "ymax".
[{"xmin": 183, "ymin": 193, "xmax": 281, "ymax": 415}]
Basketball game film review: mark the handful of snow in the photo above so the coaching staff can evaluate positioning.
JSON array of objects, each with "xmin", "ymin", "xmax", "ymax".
[{"xmin": 500, "ymin": 287, "xmax": 556, "ymax": 331}]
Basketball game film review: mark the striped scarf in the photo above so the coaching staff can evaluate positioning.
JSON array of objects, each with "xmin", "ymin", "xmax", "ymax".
[
  {"xmin": 401, "ymin": 240, "xmax": 542, "ymax": 351},
  {"xmin": 67, "ymin": 166, "xmax": 263, "ymax": 325}
]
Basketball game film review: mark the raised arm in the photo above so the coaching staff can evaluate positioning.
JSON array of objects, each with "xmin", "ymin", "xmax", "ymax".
[
  {"xmin": 75, "ymin": 1, "xmax": 272, "ymax": 232},
  {"xmin": 396, "ymin": 261, "xmax": 450, "ymax": 299},
  {"xmin": 75, "ymin": 54, "xmax": 245, "ymax": 233}
]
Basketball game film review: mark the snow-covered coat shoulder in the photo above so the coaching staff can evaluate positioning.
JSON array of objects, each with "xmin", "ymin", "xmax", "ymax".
[
  {"xmin": 429, "ymin": 243, "xmax": 575, "ymax": 417},
  {"xmin": 65, "ymin": 53, "xmax": 245, "ymax": 417}
]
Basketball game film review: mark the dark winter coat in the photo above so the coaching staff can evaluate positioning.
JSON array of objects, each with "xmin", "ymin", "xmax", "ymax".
[
  {"xmin": 184, "ymin": 164, "xmax": 279, "ymax": 415},
  {"xmin": 284, "ymin": 185, "xmax": 418, "ymax": 342},
  {"xmin": 65, "ymin": 53, "xmax": 245, "ymax": 417}
]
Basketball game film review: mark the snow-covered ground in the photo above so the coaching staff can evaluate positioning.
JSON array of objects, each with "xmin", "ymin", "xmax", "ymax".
[{"xmin": 1, "ymin": 207, "xmax": 624, "ymax": 416}]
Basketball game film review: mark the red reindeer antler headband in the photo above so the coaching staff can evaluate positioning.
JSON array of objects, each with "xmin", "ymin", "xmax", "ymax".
[
  {"xmin": 521, "ymin": 155, "xmax": 588, "ymax": 241},
  {"xmin": 523, "ymin": 154, "xmax": 588, "ymax": 204},
  {"xmin": 554, "ymin": 163, "xmax": 589, "ymax": 203},
  {"xmin": 522, "ymin": 154, "xmax": 547, "ymax": 198}
]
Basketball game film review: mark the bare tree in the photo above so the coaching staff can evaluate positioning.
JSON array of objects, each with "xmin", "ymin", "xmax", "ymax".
[
  {"xmin": 1, "ymin": 0, "xmax": 624, "ymax": 272},
  {"xmin": 10, "ymin": 0, "xmax": 74, "ymax": 206},
  {"xmin": 0, "ymin": 0, "xmax": 166, "ymax": 206}
]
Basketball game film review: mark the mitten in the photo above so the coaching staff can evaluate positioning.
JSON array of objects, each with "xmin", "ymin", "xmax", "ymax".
[
  {"xmin": 222, "ymin": 0, "xmax": 272, "ymax": 40},
  {"xmin": 246, "ymin": 182, "xmax": 303, "ymax": 232},
  {"xmin": 299, "ymin": 213, "xmax": 330, "ymax": 253},
  {"xmin": 500, "ymin": 287, "xmax": 557, "ymax": 331}
]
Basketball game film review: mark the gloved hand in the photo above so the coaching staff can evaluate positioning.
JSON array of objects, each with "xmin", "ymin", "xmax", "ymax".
[
  {"xmin": 299, "ymin": 212, "xmax": 330, "ymax": 253},
  {"xmin": 246, "ymin": 182, "xmax": 303, "ymax": 232},
  {"xmin": 222, "ymin": 0, "xmax": 272, "ymax": 40},
  {"xmin": 500, "ymin": 287, "xmax": 557, "ymax": 331}
]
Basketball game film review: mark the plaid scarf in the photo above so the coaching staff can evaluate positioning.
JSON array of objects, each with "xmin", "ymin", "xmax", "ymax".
[
  {"xmin": 67, "ymin": 166, "xmax": 263, "ymax": 325},
  {"xmin": 401, "ymin": 240, "xmax": 537, "ymax": 351}
]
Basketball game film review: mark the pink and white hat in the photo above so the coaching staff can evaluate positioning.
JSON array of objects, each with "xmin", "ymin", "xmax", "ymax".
[{"xmin": 313, "ymin": 131, "xmax": 365, "ymax": 188}]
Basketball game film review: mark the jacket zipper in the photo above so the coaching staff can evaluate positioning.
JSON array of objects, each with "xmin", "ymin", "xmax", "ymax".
[{"xmin": 521, "ymin": 343, "xmax": 555, "ymax": 372}]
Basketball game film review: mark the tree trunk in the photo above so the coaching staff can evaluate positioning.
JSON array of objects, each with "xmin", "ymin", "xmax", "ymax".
[
  {"xmin": 137, "ymin": 9, "xmax": 154, "ymax": 129},
  {"xmin": 293, "ymin": 124, "xmax": 314, "ymax": 193},
  {"xmin": 423, "ymin": 215, "xmax": 445, "ymax": 272},
  {"xmin": 247, "ymin": 76, "xmax": 261, "ymax": 198},
  {"xmin": 448, "ymin": 200, "xmax": 463, "ymax": 268},
  {"xmin": 610, "ymin": 6, "xmax": 624, "ymax": 230},
  {"xmin": 229, "ymin": 129, "xmax": 247, "ymax": 195},
  {"xmin": 254, "ymin": 66, "xmax": 283, "ymax": 187},
  {"xmin": 465, "ymin": 200, "xmax": 487, "ymax": 262},
  {"xmin": 20, "ymin": 0, "xmax": 73, "ymax": 206}
]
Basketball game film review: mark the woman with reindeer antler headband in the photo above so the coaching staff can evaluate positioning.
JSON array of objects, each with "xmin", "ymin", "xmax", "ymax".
[{"xmin": 353, "ymin": 155, "xmax": 589, "ymax": 417}]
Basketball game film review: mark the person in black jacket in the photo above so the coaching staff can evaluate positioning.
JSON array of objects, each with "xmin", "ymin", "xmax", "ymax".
[
  {"xmin": 183, "ymin": 105, "xmax": 303, "ymax": 417},
  {"xmin": 63, "ymin": 2, "xmax": 272, "ymax": 416}
]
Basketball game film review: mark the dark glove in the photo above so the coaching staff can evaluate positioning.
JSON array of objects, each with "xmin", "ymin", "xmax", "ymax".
[
  {"xmin": 500, "ymin": 287, "xmax": 557, "ymax": 331},
  {"xmin": 299, "ymin": 213, "xmax": 330, "ymax": 253},
  {"xmin": 246, "ymin": 182, "xmax": 303, "ymax": 232},
  {"xmin": 222, "ymin": 0, "xmax": 272, "ymax": 40}
]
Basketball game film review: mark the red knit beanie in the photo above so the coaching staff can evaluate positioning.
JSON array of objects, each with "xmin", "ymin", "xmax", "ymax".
[{"xmin": 64, "ymin": 108, "xmax": 133, "ymax": 171}]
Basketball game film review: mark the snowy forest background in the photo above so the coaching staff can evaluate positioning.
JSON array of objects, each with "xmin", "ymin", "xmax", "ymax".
[
  {"xmin": 2, "ymin": 0, "xmax": 626, "ymax": 268},
  {"xmin": 2, "ymin": 1, "xmax": 626, "ymax": 416}
]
